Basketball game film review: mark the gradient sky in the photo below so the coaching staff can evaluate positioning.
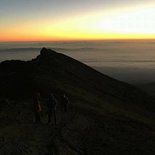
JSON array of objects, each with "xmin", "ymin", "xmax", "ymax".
[{"xmin": 1, "ymin": 0, "xmax": 155, "ymax": 41}]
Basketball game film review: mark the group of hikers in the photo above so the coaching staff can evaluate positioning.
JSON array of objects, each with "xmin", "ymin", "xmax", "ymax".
[{"xmin": 33, "ymin": 92, "xmax": 69, "ymax": 124}]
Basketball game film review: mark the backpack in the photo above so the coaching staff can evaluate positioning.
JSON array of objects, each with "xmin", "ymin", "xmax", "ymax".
[{"xmin": 37, "ymin": 101, "xmax": 42, "ymax": 112}]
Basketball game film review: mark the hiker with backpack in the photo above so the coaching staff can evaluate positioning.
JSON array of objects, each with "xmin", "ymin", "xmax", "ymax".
[
  {"xmin": 33, "ymin": 92, "xmax": 42, "ymax": 123},
  {"xmin": 47, "ymin": 93, "xmax": 57, "ymax": 125}
]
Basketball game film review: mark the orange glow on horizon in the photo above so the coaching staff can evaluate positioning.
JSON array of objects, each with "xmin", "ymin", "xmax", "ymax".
[{"xmin": 1, "ymin": 33, "xmax": 155, "ymax": 42}]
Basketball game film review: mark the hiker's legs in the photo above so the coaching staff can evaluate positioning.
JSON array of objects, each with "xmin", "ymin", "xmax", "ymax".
[
  {"xmin": 35, "ymin": 112, "xmax": 41, "ymax": 123},
  {"xmin": 53, "ymin": 110, "xmax": 56, "ymax": 125},
  {"xmin": 64, "ymin": 104, "xmax": 67, "ymax": 112},
  {"xmin": 48, "ymin": 110, "xmax": 52, "ymax": 123}
]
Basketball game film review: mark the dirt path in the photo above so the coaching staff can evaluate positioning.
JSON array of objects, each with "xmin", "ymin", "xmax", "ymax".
[{"xmin": 0, "ymin": 101, "xmax": 80, "ymax": 155}]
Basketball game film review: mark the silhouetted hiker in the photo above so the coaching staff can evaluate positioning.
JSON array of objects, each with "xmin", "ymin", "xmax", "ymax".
[
  {"xmin": 61, "ymin": 94, "xmax": 69, "ymax": 112},
  {"xmin": 33, "ymin": 92, "xmax": 42, "ymax": 123},
  {"xmin": 47, "ymin": 93, "xmax": 57, "ymax": 125}
]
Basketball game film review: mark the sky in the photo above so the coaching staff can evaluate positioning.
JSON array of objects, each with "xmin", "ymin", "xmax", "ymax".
[{"xmin": 1, "ymin": 0, "xmax": 155, "ymax": 41}]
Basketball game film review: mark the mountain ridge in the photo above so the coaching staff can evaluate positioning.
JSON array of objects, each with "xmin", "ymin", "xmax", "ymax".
[{"xmin": 0, "ymin": 48, "xmax": 154, "ymax": 108}]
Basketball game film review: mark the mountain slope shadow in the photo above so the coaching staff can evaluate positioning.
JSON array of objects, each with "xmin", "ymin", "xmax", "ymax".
[{"xmin": 0, "ymin": 48, "xmax": 155, "ymax": 155}]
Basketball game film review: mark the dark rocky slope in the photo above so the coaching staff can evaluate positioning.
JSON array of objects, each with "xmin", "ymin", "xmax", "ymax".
[{"xmin": 0, "ymin": 48, "xmax": 155, "ymax": 155}]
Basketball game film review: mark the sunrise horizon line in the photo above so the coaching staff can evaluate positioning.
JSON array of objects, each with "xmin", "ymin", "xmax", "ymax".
[{"xmin": 1, "ymin": 38, "xmax": 155, "ymax": 43}]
